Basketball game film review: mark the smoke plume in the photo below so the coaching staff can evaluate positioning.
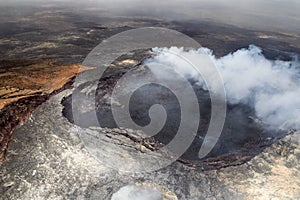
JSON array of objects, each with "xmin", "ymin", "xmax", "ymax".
[{"xmin": 144, "ymin": 45, "xmax": 300, "ymax": 130}]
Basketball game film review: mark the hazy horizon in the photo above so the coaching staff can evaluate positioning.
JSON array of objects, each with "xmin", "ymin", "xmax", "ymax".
[{"xmin": 1, "ymin": 0, "xmax": 300, "ymax": 34}]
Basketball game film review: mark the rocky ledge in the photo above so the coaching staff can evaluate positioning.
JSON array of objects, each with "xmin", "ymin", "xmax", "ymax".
[{"xmin": 0, "ymin": 59, "xmax": 91, "ymax": 161}]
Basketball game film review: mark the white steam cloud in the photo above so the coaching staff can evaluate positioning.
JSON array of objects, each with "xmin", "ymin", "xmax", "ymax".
[
  {"xmin": 144, "ymin": 45, "xmax": 300, "ymax": 130},
  {"xmin": 111, "ymin": 185, "xmax": 163, "ymax": 200}
]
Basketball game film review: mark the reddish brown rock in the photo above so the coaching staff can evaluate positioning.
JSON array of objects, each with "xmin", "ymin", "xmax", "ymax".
[{"xmin": 0, "ymin": 59, "xmax": 92, "ymax": 161}]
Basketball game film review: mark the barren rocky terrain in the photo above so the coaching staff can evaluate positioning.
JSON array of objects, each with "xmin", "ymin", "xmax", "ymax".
[
  {"xmin": 0, "ymin": 51, "xmax": 299, "ymax": 200},
  {"xmin": 0, "ymin": 81, "xmax": 299, "ymax": 199},
  {"xmin": 0, "ymin": 59, "xmax": 91, "ymax": 161},
  {"xmin": 0, "ymin": 2, "xmax": 300, "ymax": 200}
]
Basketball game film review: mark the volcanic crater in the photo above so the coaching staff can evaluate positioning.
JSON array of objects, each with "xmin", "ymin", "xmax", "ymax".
[{"xmin": 61, "ymin": 49, "xmax": 286, "ymax": 170}]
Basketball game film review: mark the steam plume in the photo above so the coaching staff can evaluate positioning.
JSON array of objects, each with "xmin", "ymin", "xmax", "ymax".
[{"xmin": 144, "ymin": 45, "xmax": 300, "ymax": 130}]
